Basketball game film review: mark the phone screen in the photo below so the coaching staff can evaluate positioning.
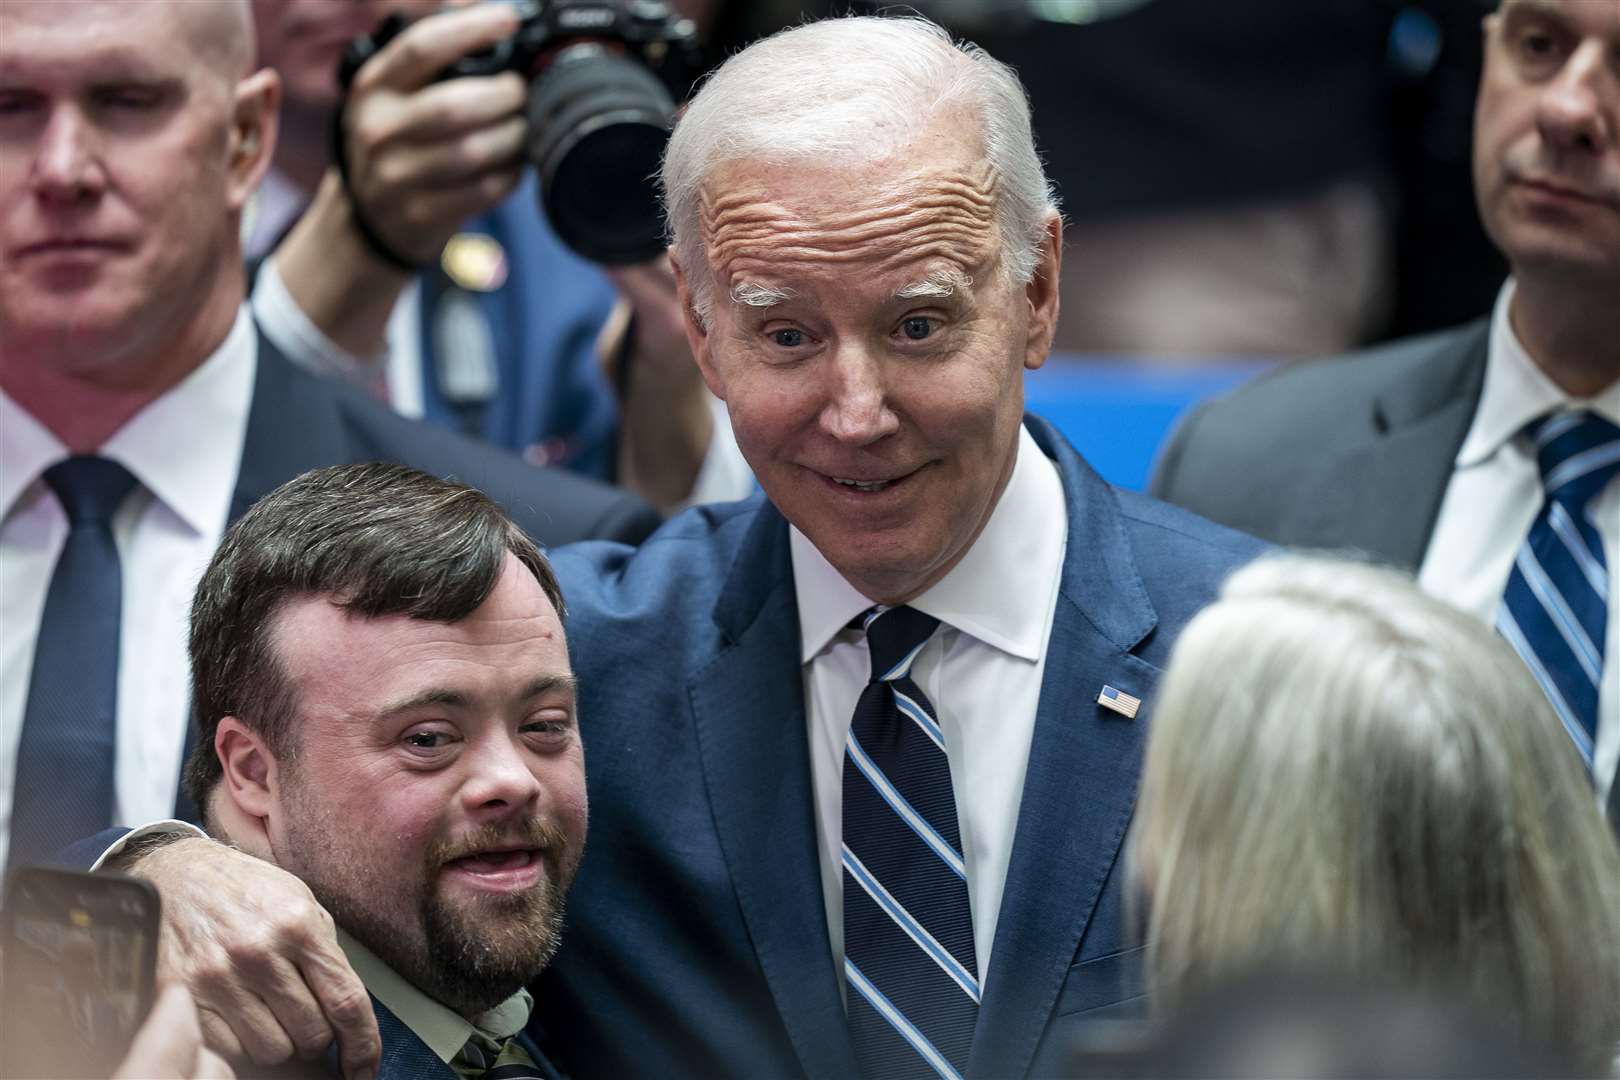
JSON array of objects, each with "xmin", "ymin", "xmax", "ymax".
[{"xmin": 1, "ymin": 867, "xmax": 160, "ymax": 1080}]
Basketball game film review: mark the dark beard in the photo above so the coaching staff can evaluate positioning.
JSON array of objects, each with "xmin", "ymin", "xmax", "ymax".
[
  {"xmin": 419, "ymin": 872, "xmax": 568, "ymax": 1014},
  {"xmin": 294, "ymin": 818, "xmax": 577, "ymax": 1018}
]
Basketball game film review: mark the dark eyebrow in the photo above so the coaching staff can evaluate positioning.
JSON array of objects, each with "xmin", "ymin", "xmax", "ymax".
[
  {"xmin": 375, "ymin": 673, "xmax": 577, "ymax": 720},
  {"xmin": 517, "ymin": 674, "xmax": 578, "ymax": 701}
]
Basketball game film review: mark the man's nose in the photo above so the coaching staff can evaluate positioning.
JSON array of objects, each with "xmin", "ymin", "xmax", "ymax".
[
  {"xmin": 818, "ymin": 343, "xmax": 901, "ymax": 445},
  {"xmin": 1536, "ymin": 41, "xmax": 1615, "ymax": 156},
  {"xmin": 459, "ymin": 732, "xmax": 543, "ymax": 813},
  {"xmin": 32, "ymin": 107, "xmax": 106, "ymax": 205}
]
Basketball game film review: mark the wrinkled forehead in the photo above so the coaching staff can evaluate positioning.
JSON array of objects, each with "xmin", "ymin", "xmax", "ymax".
[{"xmin": 699, "ymin": 154, "xmax": 1002, "ymax": 298}]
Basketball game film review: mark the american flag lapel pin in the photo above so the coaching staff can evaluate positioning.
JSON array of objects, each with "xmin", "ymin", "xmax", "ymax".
[{"xmin": 1097, "ymin": 685, "xmax": 1141, "ymax": 719}]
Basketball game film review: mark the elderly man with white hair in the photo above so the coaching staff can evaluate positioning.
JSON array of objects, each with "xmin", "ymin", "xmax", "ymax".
[{"xmin": 104, "ymin": 14, "xmax": 1263, "ymax": 1080}]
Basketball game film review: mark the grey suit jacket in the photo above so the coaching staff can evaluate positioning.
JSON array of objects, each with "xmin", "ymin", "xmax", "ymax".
[{"xmin": 1149, "ymin": 319, "xmax": 1490, "ymax": 571}]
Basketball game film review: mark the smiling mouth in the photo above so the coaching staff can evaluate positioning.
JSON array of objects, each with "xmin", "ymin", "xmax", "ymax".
[
  {"xmin": 833, "ymin": 477, "xmax": 895, "ymax": 492},
  {"xmin": 446, "ymin": 848, "xmax": 540, "ymax": 874}
]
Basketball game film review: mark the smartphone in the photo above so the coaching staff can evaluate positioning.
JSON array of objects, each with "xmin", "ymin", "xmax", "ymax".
[{"xmin": 1, "ymin": 867, "xmax": 160, "ymax": 1080}]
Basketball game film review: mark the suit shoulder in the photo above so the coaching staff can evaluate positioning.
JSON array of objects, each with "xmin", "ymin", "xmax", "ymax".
[
  {"xmin": 1152, "ymin": 318, "xmax": 1487, "ymax": 500},
  {"xmin": 551, "ymin": 496, "xmax": 772, "ymax": 607},
  {"xmin": 1176, "ymin": 319, "xmax": 1486, "ymax": 435},
  {"xmin": 1116, "ymin": 488, "xmax": 1270, "ymax": 563},
  {"xmin": 319, "ymin": 369, "xmax": 659, "ymax": 546}
]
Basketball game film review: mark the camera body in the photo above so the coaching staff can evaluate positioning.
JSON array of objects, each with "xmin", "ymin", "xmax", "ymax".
[
  {"xmin": 340, "ymin": 1, "xmax": 702, "ymax": 265},
  {"xmin": 437, "ymin": 0, "xmax": 699, "ymax": 83}
]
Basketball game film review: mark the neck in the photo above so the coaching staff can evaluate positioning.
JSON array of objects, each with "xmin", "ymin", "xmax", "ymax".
[
  {"xmin": 0, "ymin": 276, "xmax": 242, "ymax": 452},
  {"xmin": 1510, "ymin": 276, "xmax": 1620, "ymax": 398}
]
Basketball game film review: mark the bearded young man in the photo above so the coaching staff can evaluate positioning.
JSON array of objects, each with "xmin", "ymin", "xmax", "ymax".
[{"xmin": 133, "ymin": 463, "xmax": 584, "ymax": 1080}]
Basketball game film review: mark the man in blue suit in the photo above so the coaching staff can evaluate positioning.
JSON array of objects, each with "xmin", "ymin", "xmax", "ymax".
[{"xmin": 104, "ymin": 14, "xmax": 1264, "ymax": 1079}]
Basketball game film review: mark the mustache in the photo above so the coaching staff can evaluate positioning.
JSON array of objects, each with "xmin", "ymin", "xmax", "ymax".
[{"xmin": 429, "ymin": 819, "xmax": 570, "ymax": 865}]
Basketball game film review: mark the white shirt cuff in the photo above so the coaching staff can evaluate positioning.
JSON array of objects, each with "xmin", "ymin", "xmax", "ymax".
[
  {"xmin": 89, "ymin": 819, "xmax": 207, "ymax": 872},
  {"xmin": 250, "ymin": 257, "xmax": 389, "ymax": 389}
]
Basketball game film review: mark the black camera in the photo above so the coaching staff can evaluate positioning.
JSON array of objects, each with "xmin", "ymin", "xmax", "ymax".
[{"xmin": 340, "ymin": 1, "xmax": 701, "ymax": 266}]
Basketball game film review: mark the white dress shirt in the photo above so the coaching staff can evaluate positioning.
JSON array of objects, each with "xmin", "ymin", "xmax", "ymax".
[
  {"xmin": 795, "ymin": 424, "xmax": 1068, "ymax": 986},
  {"xmin": 1419, "ymin": 280, "xmax": 1620, "ymax": 801},
  {"xmin": 0, "ymin": 309, "xmax": 256, "ymax": 868}
]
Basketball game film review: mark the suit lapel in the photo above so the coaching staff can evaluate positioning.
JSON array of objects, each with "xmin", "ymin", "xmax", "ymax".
[
  {"xmin": 369, "ymin": 997, "xmax": 459, "ymax": 1080},
  {"xmin": 969, "ymin": 418, "xmax": 1158, "ymax": 1079},
  {"xmin": 230, "ymin": 327, "xmax": 356, "ymax": 524},
  {"xmin": 688, "ymin": 505, "xmax": 859, "ymax": 1080},
  {"xmin": 1300, "ymin": 322, "xmax": 1488, "ymax": 571}
]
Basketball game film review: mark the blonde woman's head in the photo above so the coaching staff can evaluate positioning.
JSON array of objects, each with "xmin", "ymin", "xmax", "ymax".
[{"xmin": 1133, "ymin": 554, "xmax": 1620, "ymax": 1074}]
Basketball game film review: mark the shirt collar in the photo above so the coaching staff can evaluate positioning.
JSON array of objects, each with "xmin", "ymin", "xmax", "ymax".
[
  {"xmin": 0, "ymin": 306, "xmax": 256, "ymax": 536},
  {"xmin": 335, "ymin": 928, "xmax": 534, "ymax": 1065},
  {"xmin": 792, "ymin": 423, "xmax": 1068, "ymax": 664},
  {"xmin": 0, "ymin": 385, "xmax": 67, "ymax": 525},
  {"xmin": 1459, "ymin": 278, "xmax": 1620, "ymax": 467}
]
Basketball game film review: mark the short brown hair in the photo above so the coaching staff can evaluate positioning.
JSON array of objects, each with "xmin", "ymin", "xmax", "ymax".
[{"xmin": 183, "ymin": 463, "xmax": 566, "ymax": 812}]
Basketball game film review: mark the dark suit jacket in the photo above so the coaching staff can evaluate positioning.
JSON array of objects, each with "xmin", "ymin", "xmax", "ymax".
[
  {"xmin": 1149, "ymin": 318, "xmax": 1489, "ymax": 570},
  {"xmin": 534, "ymin": 416, "xmax": 1266, "ymax": 1079},
  {"xmin": 242, "ymin": 327, "xmax": 659, "ymax": 548}
]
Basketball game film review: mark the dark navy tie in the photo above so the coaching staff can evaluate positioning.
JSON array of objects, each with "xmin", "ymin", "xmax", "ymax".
[
  {"xmin": 842, "ymin": 606, "xmax": 977, "ymax": 1080},
  {"xmin": 1496, "ymin": 412, "xmax": 1619, "ymax": 770},
  {"xmin": 7, "ymin": 456, "xmax": 136, "ymax": 878}
]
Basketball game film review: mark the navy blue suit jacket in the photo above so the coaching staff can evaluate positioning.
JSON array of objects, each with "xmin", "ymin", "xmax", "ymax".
[{"xmin": 535, "ymin": 416, "xmax": 1266, "ymax": 1079}]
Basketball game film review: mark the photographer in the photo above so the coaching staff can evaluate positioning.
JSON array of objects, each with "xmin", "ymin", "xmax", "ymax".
[{"xmin": 250, "ymin": 0, "xmax": 750, "ymax": 509}]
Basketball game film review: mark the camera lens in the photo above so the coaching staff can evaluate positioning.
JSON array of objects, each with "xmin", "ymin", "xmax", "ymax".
[{"xmin": 528, "ymin": 44, "xmax": 675, "ymax": 265}]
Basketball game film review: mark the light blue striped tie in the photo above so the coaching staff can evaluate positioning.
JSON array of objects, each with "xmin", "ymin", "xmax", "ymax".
[
  {"xmin": 842, "ymin": 605, "xmax": 977, "ymax": 1080},
  {"xmin": 1497, "ymin": 411, "xmax": 1619, "ymax": 768}
]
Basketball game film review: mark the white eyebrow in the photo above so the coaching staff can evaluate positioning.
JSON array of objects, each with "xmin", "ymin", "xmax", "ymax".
[
  {"xmin": 895, "ymin": 268, "xmax": 973, "ymax": 300},
  {"xmin": 730, "ymin": 282, "xmax": 796, "ymax": 308}
]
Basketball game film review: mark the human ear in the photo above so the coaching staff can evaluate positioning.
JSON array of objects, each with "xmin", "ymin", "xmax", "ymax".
[
  {"xmin": 225, "ymin": 68, "xmax": 281, "ymax": 211},
  {"xmin": 671, "ymin": 252, "xmax": 728, "ymax": 401},
  {"xmin": 1022, "ymin": 214, "xmax": 1062, "ymax": 372},
  {"xmin": 215, "ymin": 717, "xmax": 279, "ymax": 827}
]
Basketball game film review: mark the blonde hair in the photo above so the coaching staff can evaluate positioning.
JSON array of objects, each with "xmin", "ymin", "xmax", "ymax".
[{"xmin": 1134, "ymin": 554, "xmax": 1620, "ymax": 1074}]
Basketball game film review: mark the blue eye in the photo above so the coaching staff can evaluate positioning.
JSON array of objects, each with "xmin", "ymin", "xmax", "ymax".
[
  {"xmin": 770, "ymin": 328, "xmax": 806, "ymax": 348},
  {"xmin": 404, "ymin": 731, "xmax": 447, "ymax": 749},
  {"xmin": 900, "ymin": 316, "xmax": 936, "ymax": 341}
]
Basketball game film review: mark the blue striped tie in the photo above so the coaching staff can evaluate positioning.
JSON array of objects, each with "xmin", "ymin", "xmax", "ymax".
[
  {"xmin": 1496, "ymin": 411, "xmax": 1619, "ymax": 769},
  {"xmin": 842, "ymin": 605, "xmax": 977, "ymax": 1080},
  {"xmin": 7, "ymin": 457, "xmax": 136, "ymax": 880}
]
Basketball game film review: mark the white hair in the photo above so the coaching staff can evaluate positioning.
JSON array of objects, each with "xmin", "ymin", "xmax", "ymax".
[
  {"xmin": 661, "ymin": 15, "xmax": 1058, "ymax": 325},
  {"xmin": 1132, "ymin": 553, "xmax": 1620, "ymax": 1075}
]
